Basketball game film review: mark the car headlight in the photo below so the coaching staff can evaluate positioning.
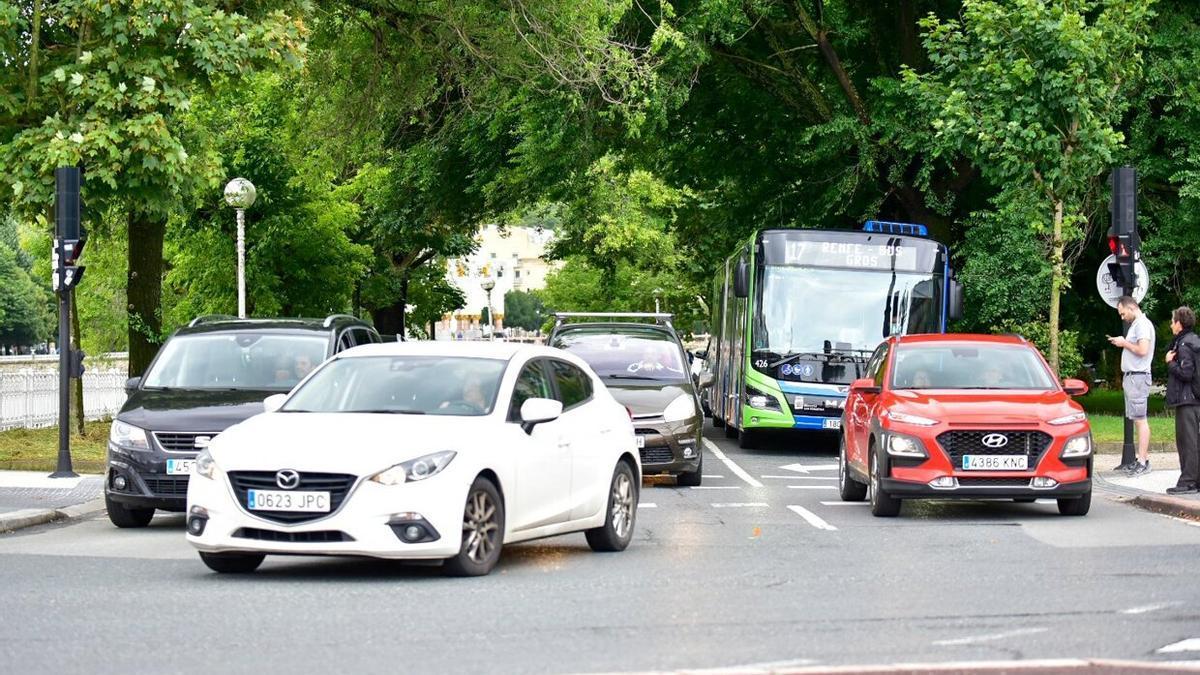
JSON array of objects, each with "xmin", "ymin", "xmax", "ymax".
[
  {"xmin": 370, "ymin": 451, "xmax": 457, "ymax": 486},
  {"xmin": 1048, "ymin": 411, "xmax": 1087, "ymax": 426},
  {"xmin": 886, "ymin": 432, "xmax": 928, "ymax": 459},
  {"xmin": 746, "ymin": 384, "xmax": 781, "ymax": 412},
  {"xmin": 109, "ymin": 420, "xmax": 150, "ymax": 450},
  {"xmin": 883, "ymin": 410, "xmax": 938, "ymax": 427},
  {"xmin": 1061, "ymin": 434, "xmax": 1092, "ymax": 458},
  {"xmin": 664, "ymin": 394, "xmax": 696, "ymax": 423},
  {"xmin": 195, "ymin": 450, "xmax": 216, "ymax": 480}
]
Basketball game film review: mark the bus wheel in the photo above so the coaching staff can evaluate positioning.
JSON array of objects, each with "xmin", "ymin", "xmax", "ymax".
[{"xmin": 724, "ymin": 423, "xmax": 739, "ymax": 439}]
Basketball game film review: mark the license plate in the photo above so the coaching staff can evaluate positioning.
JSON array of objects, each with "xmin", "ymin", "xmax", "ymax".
[
  {"xmin": 246, "ymin": 489, "xmax": 331, "ymax": 512},
  {"xmin": 166, "ymin": 459, "xmax": 195, "ymax": 475},
  {"xmin": 962, "ymin": 455, "xmax": 1028, "ymax": 471},
  {"xmin": 823, "ymin": 418, "xmax": 842, "ymax": 430},
  {"xmin": 636, "ymin": 435, "xmax": 646, "ymax": 449}
]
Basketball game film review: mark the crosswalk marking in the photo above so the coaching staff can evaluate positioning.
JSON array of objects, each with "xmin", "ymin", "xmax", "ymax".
[
  {"xmin": 702, "ymin": 439, "xmax": 764, "ymax": 488},
  {"xmin": 787, "ymin": 505, "xmax": 837, "ymax": 531}
]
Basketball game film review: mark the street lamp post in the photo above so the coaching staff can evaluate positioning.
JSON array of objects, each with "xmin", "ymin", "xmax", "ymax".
[
  {"xmin": 481, "ymin": 278, "xmax": 496, "ymax": 341},
  {"xmin": 224, "ymin": 178, "xmax": 257, "ymax": 318},
  {"xmin": 653, "ymin": 288, "xmax": 663, "ymax": 314}
]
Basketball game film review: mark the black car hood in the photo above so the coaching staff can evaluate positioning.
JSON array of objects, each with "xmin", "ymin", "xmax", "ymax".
[
  {"xmin": 118, "ymin": 388, "xmax": 284, "ymax": 432},
  {"xmin": 603, "ymin": 381, "xmax": 692, "ymax": 417}
]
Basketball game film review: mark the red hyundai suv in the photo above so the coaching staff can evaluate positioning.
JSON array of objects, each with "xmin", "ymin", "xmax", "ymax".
[{"xmin": 838, "ymin": 334, "xmax": 1093, "ymax": 517}]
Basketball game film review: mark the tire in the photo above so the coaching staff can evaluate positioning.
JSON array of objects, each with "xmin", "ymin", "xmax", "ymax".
[
  {"xmin": 199, "ymin": 551, "xmax": 264, "ymax": 573},
  {"xmin": 712, "ymin": 414, "xmax": 726, "ymax": 429},
  {"xmin": 444, "ymin": 477, "xmax": 505, "ymax": 577},
  {"xmin": 869, "ymin": 448, "xmax": 901, "ymax": 517},
  {"xmin": 677, "ymin": 453, "xmax": 703, "ymax": 487},
  {"xmin": 586, "ymin": 461, "xmax": 638, "ymax": 552},
  {"xmin": 838, "ymin": 434, "xmax": 867, "ymax": 502},
  {"xmin": 105, "ymin": 494, "xmax": 154, "ymax": 528},
  {"xmin": 1057, "ymin": 490, "xmax": 1091, "ymax": 516}
]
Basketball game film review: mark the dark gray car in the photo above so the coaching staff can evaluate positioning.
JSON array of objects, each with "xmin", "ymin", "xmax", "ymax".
[{"xmin": 548, "ymin": 314, "xmax": 703, "ymax": 486}]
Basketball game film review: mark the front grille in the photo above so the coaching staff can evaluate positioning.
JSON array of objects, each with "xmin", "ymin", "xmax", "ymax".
[
  {"xmin": 936, "ymin": 430, "xmax": 1052, "ymax": 471},
  {"xmin": 640, "ymin": 447, "xmax": 674, "ymax": 465},
  {"xmin": 956, "ymin": 477, "xmax": 1033, "ymax": 487},
  {"xmin": 227, "ymin": 471, "xmax": 357, "ymax": 524},
  {"xmin": 153, "ymin": 431, "xmax": 219, "ymax": 453},
  {"xmin": 233, "ymin": 527, "xmax": 353, "ymax": 543},
  {"xmin": 141, "ymin": 475, "xmax": 189, "ymax": 496}
]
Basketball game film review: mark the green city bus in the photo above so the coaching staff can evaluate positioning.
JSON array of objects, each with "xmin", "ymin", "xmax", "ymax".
[{"xmin": 702, "ymin": 222, "xmax": 962, "ymax": 446}]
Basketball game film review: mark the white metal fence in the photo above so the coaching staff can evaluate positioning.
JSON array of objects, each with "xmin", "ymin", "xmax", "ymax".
[{"xmin": 0, "ymin": 370, "xmax": 127, "ymax": 431}]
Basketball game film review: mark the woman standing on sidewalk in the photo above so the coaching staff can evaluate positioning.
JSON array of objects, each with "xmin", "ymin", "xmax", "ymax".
[{"xmin": 1165, "ymin": 306, "xmax": 1200, "ymax": 495}]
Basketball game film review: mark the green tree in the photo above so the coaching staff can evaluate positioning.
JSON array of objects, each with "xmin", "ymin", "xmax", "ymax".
[
  {"xmin": 0, "ymin": 1, "xmax": 305, "ymax": 374},
  {"xmin": 503, "ymin": 290, "xmax": 546, "ymax": 332},
  {"xmin": 0, "ymin": 242, "xmax": 50, "ymax": 347},
  {"xmin": 904, "ymin": 0, "xmax": 1154, "ymax": 372}
]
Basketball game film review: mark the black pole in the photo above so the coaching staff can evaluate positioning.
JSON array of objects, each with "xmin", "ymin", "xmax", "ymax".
[
  {"xmin": 51, "ymin": 167, "xmax": 80, "ymax": 478},
  {"xmin": 1121, "ymin": 315, "xmax": 1135, "ymax": 467}
]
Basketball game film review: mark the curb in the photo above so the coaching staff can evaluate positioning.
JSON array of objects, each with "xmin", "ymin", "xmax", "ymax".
[
  {"xmin": 1129, "ymin": 493, "xmax": 1200, "ymax": 522},
  {"xmin": 0, "ymin": 497, "xmax": 105, "ymax": 534}
]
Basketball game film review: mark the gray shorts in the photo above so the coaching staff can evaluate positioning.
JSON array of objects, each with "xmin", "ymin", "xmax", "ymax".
[{"xmin": 1123, "ymin": 372, "xmax": 1152, "ymax": 420}]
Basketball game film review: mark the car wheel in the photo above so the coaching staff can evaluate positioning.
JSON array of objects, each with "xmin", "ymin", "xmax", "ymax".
[
  {"xmin": 199, "ymin": 551, "xmax": 264, "ymax": 573},
  {"xmin": 838, "ymin": 434, "xmax": 867, "ymax": 502},
  {"xmin": 105, "ymin": 494, "xmax": 154, "ymax": 528},
  {"xmin": 586, "ymin": 461, "xmax": 638, "ymax": 552},
  {"xmin": 1057, "ymin": 490, "xmax": 1091, "ymax": 516},
  {"xmin": 443, "ymin": 477, "xmax": 505, "ymax": 577},
  {"xmin": 677, "ymin": 453, "xmax": 703, "ymax": 487},
  {"xmin": 869, "ymin": 448, "xmax": 901, "ymax": 517}
]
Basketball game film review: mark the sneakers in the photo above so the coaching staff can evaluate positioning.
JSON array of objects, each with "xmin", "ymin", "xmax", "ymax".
[
  {"xmin": 1126, "ymin": 460, "xmax": 1151, "ymax": 477},
  {"xmin": 1113, "ymin": 461, "xmax": 1137, "ymax": 472},
  {"xmin": 1166, "ymin": 485, "xmax": 1199, "ymax": 495}
]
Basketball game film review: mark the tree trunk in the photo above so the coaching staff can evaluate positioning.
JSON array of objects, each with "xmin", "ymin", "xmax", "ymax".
[
  {"xmin": 1048, "ymin": 199, "xmax": 1065, "ymax": 376},
  {"xmin": 398, "ymin": 271, "xmax": 409, "ymax": 340},
  {"xmin": 126, "ymin": 211, "xmax": 166, "ymax": 377},
  {"xmin": 71, "ymin": 294, "xmax": 84, "ymax": 435}
]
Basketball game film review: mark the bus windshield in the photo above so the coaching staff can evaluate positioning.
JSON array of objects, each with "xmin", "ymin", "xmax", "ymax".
[{"xmin": 753, "ymin": 266, "xmax": 943, "ymax": 355}]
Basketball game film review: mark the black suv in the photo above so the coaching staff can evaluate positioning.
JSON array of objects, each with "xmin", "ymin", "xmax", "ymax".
[
  {"xmin": 548, "ymin": 313, "xmax": 704, "ymax": 486},
  {"xmin": 105, "ymin": 314, "xmax": 380, "ymax": 527}
]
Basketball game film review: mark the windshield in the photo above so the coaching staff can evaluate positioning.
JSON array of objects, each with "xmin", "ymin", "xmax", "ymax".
[
  {"xmin": 142, "ymin": 332, "xmax": 328, "ymax": 390},
  {"xmin": 891, "ymin": 344, "xmax": 1056, "ymax": 390},
  {"xmin": 553, "ymin": 329, "xmax": 687, "ymax": 382},
  {"xmin": 283, "ymin": 356, "xmax": 508, "ymax": 415},
  {"xmin": 753, "ymin": 265, "xmax": 943, "ymax": 355}
]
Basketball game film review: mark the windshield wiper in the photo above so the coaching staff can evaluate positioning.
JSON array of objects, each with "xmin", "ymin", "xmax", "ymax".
[
  {"xmin": 345, "ymin": 409, "xmax": 427, "ymax": 415},
  {"xmin": 767, "ymin": 352, "xmax": 826, "ymax": 369}
]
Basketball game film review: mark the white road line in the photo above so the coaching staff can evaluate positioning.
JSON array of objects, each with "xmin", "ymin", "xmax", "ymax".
[
  {"xmin": 933, "ymin": 627, "xmax": 1048, "ymax": 646},
  {"xmin": 1120, "ymin": 601, "xmax": 1182, "ymax": 615},
  {"xmin": 711, "ymin": 502, "xmax": 770, "ymax": 508},
  {"xmin": 781, "ymin": 462, "xmax": 838, "ymax": 472},
  {"xmin": 1157, "ymin": 638, "xmax": 1200, "ymax": 654},
  {"xmin": 787, "ymin": 485, "xmax": 837, "ymax": 490},
  {"xmin": 637, "ymin": 503, "xmax": 657, "ymax": 509},
  {"xmin": 702, "ymin": 474, "xmax": 725, "ymax": 479},
  {"xmin": 764, "ymin": 476, "xmax": 837, "ymax": 481},
  {"xmin": 787, "ymin": 505, "xmax": 837, "ymax": 531},
  {"xmin": 819, "ymin": 501, "xmax": 869, "ymax": 506},
  {"xmin": 690, "ymin": 485, "xmax": 742, "ymax": 490},
  {"xmin": 702, "ymin": 438, "xmax": 764, "ymax": 488}
]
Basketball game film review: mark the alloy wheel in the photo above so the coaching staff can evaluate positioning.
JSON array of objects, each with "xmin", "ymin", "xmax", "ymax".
[
  {"xmin": 611, "ymin": 472, "xmax": 634, "ymax": 539},
  {"xmin": 462, "ymin": 489, "xmax": 499, "ymax": 564}
]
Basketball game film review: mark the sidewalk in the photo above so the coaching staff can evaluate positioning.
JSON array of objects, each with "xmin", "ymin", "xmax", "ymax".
[
  {"xmin": 0, "ymin": 470, "xmax": 105, "ymax": 533},
  {"xmin": 1093, "ymin": 451, "xmax": 1200, "ymax": 521}
]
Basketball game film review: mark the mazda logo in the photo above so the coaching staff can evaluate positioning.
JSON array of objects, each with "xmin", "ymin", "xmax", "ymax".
[
  {"xmin": 981, "ymin": 433, "xmax": 1009, "ymax": 449},
  {"xmin": 275, "ymin": 469, "xmax": 300, "ymax": 490}
]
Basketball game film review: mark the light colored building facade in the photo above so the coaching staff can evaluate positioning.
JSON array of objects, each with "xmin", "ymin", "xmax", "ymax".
[{"xmin": 438, "ymin": 224, "xmax": 558, "ymax": 338}]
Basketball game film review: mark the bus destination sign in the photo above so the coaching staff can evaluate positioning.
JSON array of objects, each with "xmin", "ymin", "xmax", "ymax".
[{"xmin": 783, "ymin": 240, "xmax": 919, "ymax": 272}]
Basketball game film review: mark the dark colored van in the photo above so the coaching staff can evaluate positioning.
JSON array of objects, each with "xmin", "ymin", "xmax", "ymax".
[
  {"xmin": 104, "ymin": 314, "xmax": 380, "ymax": 527},
  {"xmin": 548, "ymin": 313, "xmax": 704, "ymax": 486}
]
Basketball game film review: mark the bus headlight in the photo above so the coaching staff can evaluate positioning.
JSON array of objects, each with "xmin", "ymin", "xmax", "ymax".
[{"xmin": 745, "ymin": 384, "xmax": 781, "ymax": 412}]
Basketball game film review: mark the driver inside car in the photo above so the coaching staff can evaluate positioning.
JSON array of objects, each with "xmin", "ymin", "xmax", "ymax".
[{"xmin": 440, "ymin": 372, "xmax": 489, "ymax": 412}]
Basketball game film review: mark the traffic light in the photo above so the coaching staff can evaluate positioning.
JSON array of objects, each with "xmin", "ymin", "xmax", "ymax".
[
  {"xmin": 1107, "ymin": 166, "xmax": 1140, "ymax": 293},
  {"xmin": 53, "ymin": 167, "xmax": 87, "ymax": 292}
]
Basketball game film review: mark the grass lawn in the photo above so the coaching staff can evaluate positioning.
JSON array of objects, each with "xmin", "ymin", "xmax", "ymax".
[
  {"xmin": 1088, "ymin": 414, "xmax": 1175, "ymax": 444},
  {"xmin": 0, "ymin": 422, "xmax": 110, "ymax": 473}
]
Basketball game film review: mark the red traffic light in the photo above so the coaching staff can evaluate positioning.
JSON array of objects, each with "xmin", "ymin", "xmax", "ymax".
[{"xmin": 1108, "ymin": 236, "xmax": 1119, "ymax": 255}]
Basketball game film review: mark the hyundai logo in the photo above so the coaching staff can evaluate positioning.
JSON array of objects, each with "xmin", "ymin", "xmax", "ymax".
[
  {"xmin": 981, "ymin": 433, "xmax": 1009, "ymax": 449},
  {"xmin": 276, "ymin": 469, "xmax": 301, "ymax": 490}
]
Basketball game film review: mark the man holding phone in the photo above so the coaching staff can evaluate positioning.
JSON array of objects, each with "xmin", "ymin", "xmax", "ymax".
[{"xmin": 1108, "ymin": 296, "xmax": 1155, "ymax": 475}]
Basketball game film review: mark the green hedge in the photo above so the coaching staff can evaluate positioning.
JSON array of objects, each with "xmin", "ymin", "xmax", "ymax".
[{"xmin": 1076, "ymin": 389, "xmax": 1167, "ymax": 416}]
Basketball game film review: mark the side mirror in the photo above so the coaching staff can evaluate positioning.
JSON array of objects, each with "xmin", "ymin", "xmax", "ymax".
[
  {"xmin": 850, "ymin": 377, "xmax": 881, "ymax": 395},
  {"xmin": 124, "ymin": 377, "xmax": 141, "ymax": 392},
  {"xmin": 1062, "ymin": 378, "xmax": 1088, "ymax": 396},
  {"xmin": 733, "ymin": 256, "xmax": 750, "ymax": 298},
  {"xmin": 948, "ymin": 278, "xmax": 964, "ymax": 321},
  {"xmin": 263, "ymin": 393, "xmax": 288, "ymax": 413},
  {"xmin": 520, "ymin": 397, "xmax": 563, "ymax": 434},
  {"xmin": 698, "ymin": 371, "xmax": 715, "ymax": 389}
]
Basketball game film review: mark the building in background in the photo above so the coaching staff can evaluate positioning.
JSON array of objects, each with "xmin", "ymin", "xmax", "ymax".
[{"xmin": 439, "ymin": 224, "xmax": 558, "ymax": 339}]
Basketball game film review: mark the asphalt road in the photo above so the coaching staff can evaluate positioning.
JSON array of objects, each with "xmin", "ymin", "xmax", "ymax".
[{"xmin": 1, "ymin": 423, "xmax": 1199, "ymax": 674}]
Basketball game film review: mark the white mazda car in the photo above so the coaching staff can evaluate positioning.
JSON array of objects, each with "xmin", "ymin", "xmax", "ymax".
[{"xmin": 185, "ymin": 341, "xmax": 640, "ymax": 576}]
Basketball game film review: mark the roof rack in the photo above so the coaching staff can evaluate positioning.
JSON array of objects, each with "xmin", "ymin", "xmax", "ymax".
[
  {"xmin": 323, "ymin": 313, "xmax": 360, "ymax": 328},
  {"xmin": 553, "ymin": 312, "xmax": 674, "ymax": 328},
  {"xmin": 188, "ymin": 314, "xmax": 238, "ymax": 327}
]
